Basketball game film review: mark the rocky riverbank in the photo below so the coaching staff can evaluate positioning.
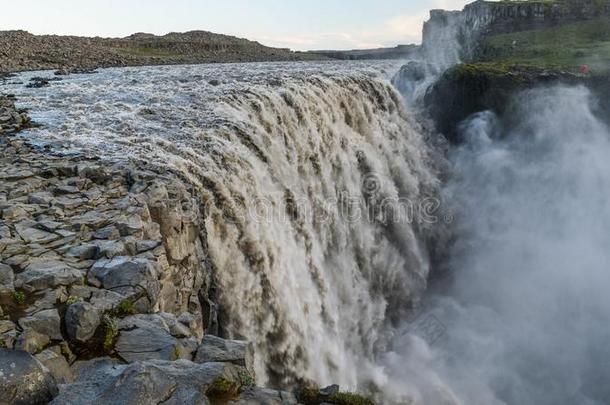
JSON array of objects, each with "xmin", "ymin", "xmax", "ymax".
[{"xmin": 0, "ymin": 30, "xmax": 321, "ymax": 73}]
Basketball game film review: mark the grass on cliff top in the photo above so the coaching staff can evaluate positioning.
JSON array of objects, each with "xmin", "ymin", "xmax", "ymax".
[{"xmin": 477, "ymin": 17, "xmax": 610, "ymax": 73}]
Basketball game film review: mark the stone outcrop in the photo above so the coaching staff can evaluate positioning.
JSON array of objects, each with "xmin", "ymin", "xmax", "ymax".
[
  {"xmin": 0, "ymin": 132, "xmax": 214, "ymax": 356},
  {"xmin": 0, "ymin": 30, "xmax": 321, "ymax": 73}
]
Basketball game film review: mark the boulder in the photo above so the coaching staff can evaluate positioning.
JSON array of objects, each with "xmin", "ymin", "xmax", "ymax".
[
  {"xmin": 51, "ymin": 360, "xmax": 246, "ymax": 405},
  {"xmin": 194, "ymin": 335, "xmax": 254, "ymax": 374},
  {"xmin": 88, "ymin": 257, "xmax": 160, "ymax": 307},
  {"xmin": 65, "ymin": 301, "xmax": 101, "ymax": 343},
  {"xmin": 0, "ymin": 348, "xmax": 58, "ymax": 404},
  {"xmin": 18, "ymin": 309, "xmax": 62, "ymax": 341},
  {"xmin": 35, "ymin": 348, "xmax": 74, "ymax": 384},
  {"xmin": 115, "ymin": 314, "xmax": 182, "ymax": 362}
]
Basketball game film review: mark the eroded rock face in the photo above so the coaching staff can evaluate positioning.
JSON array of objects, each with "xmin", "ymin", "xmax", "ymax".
[{"xmin": 0, "ymin": 348, "xmax": 58, "ymax": 405}]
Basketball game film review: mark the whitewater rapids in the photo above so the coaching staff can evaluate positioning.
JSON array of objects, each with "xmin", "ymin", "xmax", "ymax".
[{"xmin": 4, "ymin": 62, "xmax": 443, "ymax": 393}]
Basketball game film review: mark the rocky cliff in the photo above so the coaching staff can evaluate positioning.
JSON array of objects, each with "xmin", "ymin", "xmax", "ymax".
[
  {"xmin": 422, "ymin": 0, "xmax": 610, "ymax": 62},
  {"xmin": 424, "ymin": 64, "xmax": 610, "ymax": 141},
  {"xmin": 420, "ymin": 0, "xmax": 610, "ymax": 141}
]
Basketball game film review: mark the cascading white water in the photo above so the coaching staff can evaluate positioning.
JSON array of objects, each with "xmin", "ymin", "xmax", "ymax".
[
  {"xmin": 4, "ymin": 62, "xmax": 443, "ymax": 391},
  {"xmin": 383, "ymin": 86, "xmax": 610, "ymax": 405},
  {"xmin": 203, "ymin": 73, "xmax": 442, "ymax": 389}
]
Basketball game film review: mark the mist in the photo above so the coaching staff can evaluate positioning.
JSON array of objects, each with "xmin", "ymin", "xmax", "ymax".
[{"xmin": 382, "ymin": 86, "xmax": 610, "ymax": 405}]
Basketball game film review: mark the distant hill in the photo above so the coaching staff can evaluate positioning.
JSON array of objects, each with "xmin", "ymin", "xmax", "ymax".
[
  {"xmin": 0, "ymin": 30, "xmax": 322, "ymax": 73},
  {"xmin": 305, "ymin": 45, "xmax": 420, "ymax": 60}
]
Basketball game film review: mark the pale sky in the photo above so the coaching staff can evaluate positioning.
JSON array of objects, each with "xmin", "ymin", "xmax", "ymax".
[{"xmin": 0, "ymin": 0, "xmax": 471, "ymax": 50}]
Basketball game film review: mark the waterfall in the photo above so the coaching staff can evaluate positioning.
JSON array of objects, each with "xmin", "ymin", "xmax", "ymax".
[
  {"xmin": 199, "ymin": 73, "xmax": 441, "ymax": 388},
  {"xmin": 6, "ymin": 62, "xmax": 443, "ymax": 391}
]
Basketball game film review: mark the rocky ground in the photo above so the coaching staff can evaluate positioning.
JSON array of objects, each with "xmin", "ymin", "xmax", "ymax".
[
  {"xmin": 0, "ymin": 30, "xmax": 322, "ymax": 73},
  {"xmin": 0, "ymin": 98, "xmax": 374, "ymax": 404}
]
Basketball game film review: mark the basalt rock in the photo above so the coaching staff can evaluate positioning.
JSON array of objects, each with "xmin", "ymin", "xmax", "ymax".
[
  {"xmin": 50, "ymin": 359, "xmax": 249, "ymax": 405},
  {"xmin": 0, "ymin": 348, "xmax": 59, "ymax": 404}
]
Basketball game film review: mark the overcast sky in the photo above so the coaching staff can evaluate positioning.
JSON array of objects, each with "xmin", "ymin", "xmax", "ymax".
[{"xmin": 0, "ymin": 0, "xmax": 471, "ymax": 50}]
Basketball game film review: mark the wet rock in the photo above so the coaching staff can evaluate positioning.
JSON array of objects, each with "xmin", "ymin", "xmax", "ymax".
[
  {"xmin": 35, "ymin": 348, "xmax": 74, "ymax": 384},
  {"xmin": 0, "ymin": 348, "xmax": 59, "ymax": 404},
  {"xmin": 18, "ymin": 309, "xmax": 62, "ymax": 341},
  {"xmin": 26, "ymin": 77, "xmax": 52, "ymax": 88},
  {"xmin": 319, "ymin": 384, "xmax": 340, "ymax": 396},
  {"xmin": 194, "ymin": 335, "xmax": 254, "ymax": 374},
  {"xmin": 51, "ymin": 359, "xmax": 246, "ymax": 405},
  {"xmin": 65, "ymin": 301, "xmax": 101, "ymax": 343}
]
